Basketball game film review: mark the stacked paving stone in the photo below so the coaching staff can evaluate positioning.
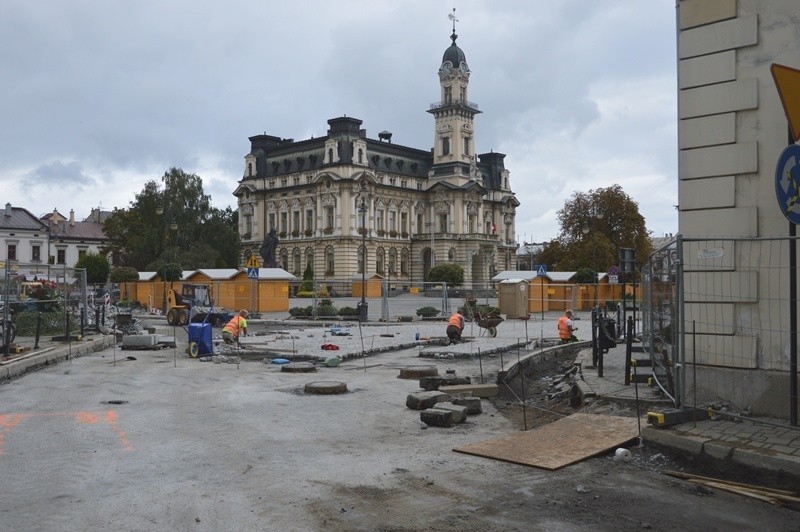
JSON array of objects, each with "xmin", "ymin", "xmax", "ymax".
[{"xmin": 405, "ymin": 374, "xmax": 492, "ymax": 427}]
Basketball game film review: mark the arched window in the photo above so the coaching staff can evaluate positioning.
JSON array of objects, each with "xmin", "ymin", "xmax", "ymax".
[
  {"xmin": 357, "ymin": 244, "xmax": 365, "ymax": 274},
  {"xmin": 388, "ymin": 248, "xmax": 397, "ymax": 275},
  {"xmin": 293, "ymin": 248, "xmax": 301, "ymax": 274},
  {"xmin": 280, "ymin": 249, "xmax": 289, "ymax": 271},
  {"xmin": 358, "ymin": 148, "xmax": 363, "ymax": 164},
  {"xmin": 325, "ymin": 246, "xmax": 335, "ymax": 275},
  {"xmin": 305, "ymin": 248, "xmax": 314, "ymax": 271},
  {"xmin": 448, "ymin": 247, "xmax": 455, "ymax": 261},
  {"xmin": 375, "ymin": 247, "xmax": 385, "ymax": 274}
]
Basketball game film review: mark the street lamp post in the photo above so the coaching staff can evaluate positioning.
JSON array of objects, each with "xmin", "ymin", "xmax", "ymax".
[
  {"xmin": 358, "ymin": 190, "xmax": 368, "ymax": 322},
  {"xmin": 156, "ymin": 205, "xmax": 177, "ymax": 314}
]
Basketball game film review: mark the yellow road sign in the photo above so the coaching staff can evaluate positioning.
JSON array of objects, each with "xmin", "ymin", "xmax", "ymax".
[
  {"xmin": 246, "ymin": 254, "xmax": 261, "ymax": 268},
  {"xmin": 771, "ymin": 63, "xmax": 800, "ymax": 142}
]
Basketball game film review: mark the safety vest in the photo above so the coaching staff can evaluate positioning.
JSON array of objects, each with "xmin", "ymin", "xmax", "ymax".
[
  {"xmin": 557, "ymin": 316, "xmax": 571, "ymax": 340},
  {"xmin": 448, "ymin": 313, "xmax": 463, "ymax": 329},
  {"xmin": 223, "ymin": 316, "xmax": 247, "ymax": 336}
]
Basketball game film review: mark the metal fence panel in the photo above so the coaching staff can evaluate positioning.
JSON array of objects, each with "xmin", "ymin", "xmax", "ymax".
[{"xmin": 643, "ymin": 236, "xmax": 799, "ymax": 424}]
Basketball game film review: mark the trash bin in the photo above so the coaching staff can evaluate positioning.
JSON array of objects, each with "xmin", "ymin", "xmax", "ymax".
[
  {"xmin": 599, "ymin": 318, "xmax": 617, "ymax": 349},
  {"xmin": 357, "ymin": 302, "xmax": 368, "ymax": 322},
  {"xmin": 188, "ymin": 322, "xmax": 213, "ymax": 357}
]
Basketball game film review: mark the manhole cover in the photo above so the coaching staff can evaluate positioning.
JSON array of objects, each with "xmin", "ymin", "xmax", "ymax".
[
  {"xmin": 304, "ymin": 381, "xmax": 348, "ymax": 395},
  {"xmin": 281, "ymin": 362, "xmax": 317, "ymax": 373},
  {"xmin": 398, "ymin": 366, "xmax": 439, "ymax": 379}
]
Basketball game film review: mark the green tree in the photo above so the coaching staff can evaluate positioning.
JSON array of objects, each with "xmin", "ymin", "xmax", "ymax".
[
  {"xmin": 544, "ymin": 185, "xmax": 652, "ymax": 274},
  {"xmin": 109, "ymin": 267, "xmax": 139, "ymax": 283},
  {"xmin": 428, "ymin": 263, "xmax": 464, "ymax": 287},
  {"xmin": 103, "ymin": 167, "xmax": 240, "ymax": 271},
  {"xmin": 74, "ymin": 252, "xmax": 111, "ymax": 285}
]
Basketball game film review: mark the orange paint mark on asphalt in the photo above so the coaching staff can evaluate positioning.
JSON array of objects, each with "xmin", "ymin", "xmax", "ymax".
[
  {"xmin": 75, "ymin": 412, "xmax": 99, "ymax": 424},
  {"xmin": 0, "ymin": 410, "xmax": 134, "ymax": 453},
  {"xmin": 105, "ymin": 409, "xmax": 133, "ymax": 452}
]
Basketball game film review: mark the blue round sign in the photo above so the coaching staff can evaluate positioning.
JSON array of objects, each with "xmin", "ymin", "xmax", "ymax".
[{"xmin": 775, "ymin": 144, "xmax": 800, "ymax": 224}]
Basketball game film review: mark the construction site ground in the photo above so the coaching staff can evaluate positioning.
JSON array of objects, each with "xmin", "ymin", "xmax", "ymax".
[{"xmin": 0, "ymin": 315, "xmax": 798, "ymax": 531}]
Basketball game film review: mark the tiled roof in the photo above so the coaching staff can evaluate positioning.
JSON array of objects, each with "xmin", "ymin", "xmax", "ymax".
[{"xmin": 0, "ymin": 206, "xmax": 48, "ymax": 232}]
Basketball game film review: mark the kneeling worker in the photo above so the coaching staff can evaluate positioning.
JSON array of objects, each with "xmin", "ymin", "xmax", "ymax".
[
  {"xmin": 558, "ymin": 309, "xmax": 578, "ymax": 343},
  {"xmin": 446, "ymin": 309, "xmax": 465, "ymax": 344},
  {"xmin": 222, "ymin": 309, "xmax": 248, "ymax": 344}
]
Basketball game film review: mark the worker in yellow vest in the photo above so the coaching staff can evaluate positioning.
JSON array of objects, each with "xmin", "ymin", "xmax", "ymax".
[{"xmin": 222, "ymin": 310, "xmax": 248, "ymax": 344}]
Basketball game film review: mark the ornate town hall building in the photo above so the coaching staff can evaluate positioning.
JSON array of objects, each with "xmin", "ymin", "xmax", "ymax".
[{"xmin": 234, "ymin": 28, "xmax": 519, "ymax": 287}]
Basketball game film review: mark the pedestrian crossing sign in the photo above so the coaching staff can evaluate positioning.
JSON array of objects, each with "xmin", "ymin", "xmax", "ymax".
[
  {"xmin": 247, "ymin": 267, "xmax": 259, "ymax": 279},
  {"xmin": 537, "ymin": 264, "xmax": 547, "ymax": 277}
]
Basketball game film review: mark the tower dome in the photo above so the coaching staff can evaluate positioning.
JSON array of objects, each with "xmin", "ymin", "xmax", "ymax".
[{"xmin": 442, "ymin": 31, "xmax": 467, "ymax": 69}]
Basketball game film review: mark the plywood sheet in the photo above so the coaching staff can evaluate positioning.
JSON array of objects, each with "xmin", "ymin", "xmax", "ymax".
[{"xmin": 453, "ymin": 413, "xmax": 640, "ymax": 470}]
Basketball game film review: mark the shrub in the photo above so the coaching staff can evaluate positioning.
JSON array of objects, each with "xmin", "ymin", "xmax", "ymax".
[
  {"xmin": 317, "ymin": 304, "xmax": 338, "ymax": 317},
  {"xmin": 14, "ymin": 310, "xmax": 78, "ymax": 336},
  {"xmin": 289, "ymin": 306, "xmax": 313, "ymax": 318},
  {"xmin": 338, "ymin": 306, "xmax": 358, "ymax": 316},
  {"xmin": 416, "ymin": 306, "xmax": 439, "ymax": 318},
  {"xmin": 428, "ymin": 263, "xmax": 464, "ymax": 287}
]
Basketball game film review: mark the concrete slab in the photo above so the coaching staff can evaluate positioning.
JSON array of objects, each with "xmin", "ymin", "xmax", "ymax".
[
  {"xmin": 406, "ymin": 391, "xmax": 451, "ymax": 410},
  {"xmin": 432, "ymin": 402, "xmax": 467, "ymax": 423},
  {"xmin": 642, "ymin": 427, "xmax": 709, "ymax": 455},
  {"xmin": 439, "ymin": 383, "xmax": 498, "ymax": 398}
]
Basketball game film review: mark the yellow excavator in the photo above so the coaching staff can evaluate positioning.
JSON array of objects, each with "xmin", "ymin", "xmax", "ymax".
[{"xmin": 165, "ymin": 284, "xmax": 232, "ymax": 326}]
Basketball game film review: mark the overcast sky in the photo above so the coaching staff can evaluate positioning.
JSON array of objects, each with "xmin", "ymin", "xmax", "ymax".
[{"xmin": 1, "ymin": 0, "xmax": 678, "ymax": 244}]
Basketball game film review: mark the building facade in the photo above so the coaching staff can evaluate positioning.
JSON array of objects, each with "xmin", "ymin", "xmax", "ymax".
[
  {"xmin": 234, "ymin": 29, "xmax": 519, "ymax": 289},
  {"xmin": 675, "ymin": 0, "xmax": 800, "ymax": 418}
]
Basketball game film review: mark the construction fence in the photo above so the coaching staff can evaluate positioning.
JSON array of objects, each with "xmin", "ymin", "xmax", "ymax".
[{"xmin": 642, "ymin": 236, "xmax": 799, "ymax": 425}]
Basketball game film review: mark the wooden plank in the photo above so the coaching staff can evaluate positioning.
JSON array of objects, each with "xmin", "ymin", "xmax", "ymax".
[{"xmin": 453, "ymin": 413, "xmax": 640, "ymax": 470}]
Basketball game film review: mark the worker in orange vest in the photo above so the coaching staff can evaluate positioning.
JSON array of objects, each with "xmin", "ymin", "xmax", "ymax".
[
  {"xmin": 558, "ymin": 309, "xmax": 578, "ymax": 343},
  {"xmin": 222, "ymin": 310, "xmax": 248, "ymax": 344},
  {"xmin": 446, "ymin": 309, "xmax": 465, "ymax": 345}
]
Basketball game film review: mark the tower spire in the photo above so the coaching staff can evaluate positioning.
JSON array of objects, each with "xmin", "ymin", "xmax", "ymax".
[{"xmin": 448, "ymin": 6, "xmax": 458, "ymax": 43}]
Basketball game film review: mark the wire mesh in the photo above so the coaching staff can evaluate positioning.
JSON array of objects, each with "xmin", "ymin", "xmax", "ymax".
[{"xmin": 643, "ymin": 236, "xmax": 799, "ymax": 426}]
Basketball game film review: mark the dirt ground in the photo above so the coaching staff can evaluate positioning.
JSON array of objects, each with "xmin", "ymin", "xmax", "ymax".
[{"xmin": 0, "ymin": 341, "xmax": 797, "ymax": 531}]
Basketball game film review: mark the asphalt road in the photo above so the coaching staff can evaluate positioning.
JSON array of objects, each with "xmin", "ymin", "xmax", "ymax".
[{"xmin": 0, "ymin": 323, "xmax": 796, "ymax": 531}]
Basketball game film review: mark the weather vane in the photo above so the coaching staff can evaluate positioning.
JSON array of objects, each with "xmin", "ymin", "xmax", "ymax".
[{"xmin": 448, "ymin": 6, "xmax": 458, "ymax": 33}]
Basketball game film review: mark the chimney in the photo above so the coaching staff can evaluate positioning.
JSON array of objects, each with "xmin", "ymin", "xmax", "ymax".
[
  {"xmin": 69, "ymin": 209, "xmax": 75, "ymax": 226},
  {"xmin": 4, "ymin": 203, "xmax": 10, "ymax": 217}
]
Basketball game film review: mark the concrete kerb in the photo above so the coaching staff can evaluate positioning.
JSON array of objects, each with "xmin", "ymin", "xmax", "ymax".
[{"xmin": 1, "ymin": 334, "xmax": 117, "ymax": 381}]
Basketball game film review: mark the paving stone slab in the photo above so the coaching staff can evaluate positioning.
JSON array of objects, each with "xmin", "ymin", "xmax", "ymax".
[
  {"xmin": 430, "ymin": 402, "xmax": 467, "ymax": 423},
  {"xmin": 438, "ymin": 383, "xmax": 498, "ymax": 398},
  {"xmin": 406, "ymin": 391, "xmax": 451, "ymax": 410},
  {"xmin": 452, "ymin": 396, "xmax": 482, "ymax": 415},
  {"xmin": 421, "ymin": 408, "xmax": 455, "ymax": 428}
]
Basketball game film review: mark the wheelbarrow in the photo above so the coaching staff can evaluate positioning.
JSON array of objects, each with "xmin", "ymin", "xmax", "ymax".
[{"xmin": 474, "ymin": 312, "xmax": 504, "ymax": 338}]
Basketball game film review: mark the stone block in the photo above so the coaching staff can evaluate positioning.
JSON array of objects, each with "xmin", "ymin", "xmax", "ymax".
[
  {"xmin": 420, "ymin": 408, "xmax": 455, "ymax": 428},
  {"xmin": 438, "ymin": 383, "xmax": 498, "ymax": 398},
  {"xmin": 121, "ymin": 334, "xmax": 158, "ymax": 348},
  {"xmin": 406, "ymin": 391, "xmax": 451, "ymax": 410},
  {"xmin": 419, "ymin": 375, "xmax": 471, "ymax": 391},
  {"xmin": 431, "ymin": 402, "xmax": 467, "ymax": 423},
  {"xmin": 451, "ymin": 396, "xmax": 482, "ymax": 415}
]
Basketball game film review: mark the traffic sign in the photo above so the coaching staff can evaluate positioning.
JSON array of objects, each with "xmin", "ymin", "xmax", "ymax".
[
  {"xmin": 246, "ymin": 254, "xmax": 261, "ymax": 268},
  {"xmin": 247, "ymin": 267, "xmax": 259, "ymax": 279},
  {"xmin": 536, "ymin": 264, "xmax": 547, "ymax": 277},
  {"xmin": 771, "ymin": 63, "xmax": 800, "ymax": 142},
  {"xmin": 775, "ymin": 143, "xmax": 800, "ymax": 224}
]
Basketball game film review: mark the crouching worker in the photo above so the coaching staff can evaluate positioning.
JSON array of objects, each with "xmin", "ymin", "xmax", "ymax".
[
  {"xmin": 558, "ymin": 309, "xmax": 578, "ymax": 343},
  {"xmin": 446, "ymin": 309, "xmax": 465, "ymax": 345},
  {"xmin": 222, "ymin": 310, "xmax": 248, "ymax": 344}
]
